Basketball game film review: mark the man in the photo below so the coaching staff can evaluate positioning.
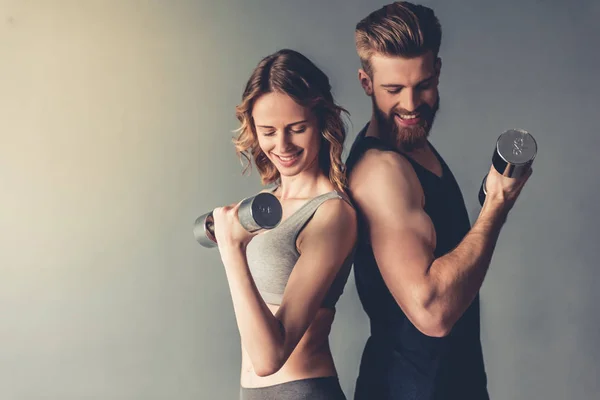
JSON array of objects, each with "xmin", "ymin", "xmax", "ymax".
[{"xmin": 345, "ymin": 2, "xmax": 532, "ymax": 399}]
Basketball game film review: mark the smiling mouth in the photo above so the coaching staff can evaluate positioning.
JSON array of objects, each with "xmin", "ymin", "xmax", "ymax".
[
  {"xmin": 395, "ymin": 113, "xmax": 422, "ymax": 126},
  {"xmin": 397, "ymin": 113, "xmax": 419, "ymax": 120},
  {"xmin": 273, "ymin": 150, "xmax": 303, "ymax": 163}
]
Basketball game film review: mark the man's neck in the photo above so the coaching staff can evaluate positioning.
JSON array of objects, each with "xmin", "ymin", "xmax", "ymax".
[{"xmin": 365, "ymin": 114, "xmax": 380, "ymax": 139}]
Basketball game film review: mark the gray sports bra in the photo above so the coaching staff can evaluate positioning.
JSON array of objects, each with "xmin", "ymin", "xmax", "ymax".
[{"xmin": 245, "ymin": 189, "xmax": 355, "ymax": 309}]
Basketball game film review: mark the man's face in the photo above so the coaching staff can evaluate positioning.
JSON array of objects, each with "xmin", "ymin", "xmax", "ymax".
[{"xmin": 360, "ymin": 51, "xmax": 441, "ymax": 151}]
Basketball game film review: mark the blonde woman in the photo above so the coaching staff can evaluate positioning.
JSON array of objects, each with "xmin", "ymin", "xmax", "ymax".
[{"xmin": 211, "ymin": 49, "xmax": 357, "ymax": 400}]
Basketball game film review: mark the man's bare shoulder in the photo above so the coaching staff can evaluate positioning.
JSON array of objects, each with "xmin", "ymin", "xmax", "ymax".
[{"xmin": 348, "ymin": 147, "xmax": 423, "ymax": 208}]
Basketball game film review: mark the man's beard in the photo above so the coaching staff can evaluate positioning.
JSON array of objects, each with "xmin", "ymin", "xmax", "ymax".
[{"xmin": 373, "ymin": 94, "xmax": 440, "ymax": 152}]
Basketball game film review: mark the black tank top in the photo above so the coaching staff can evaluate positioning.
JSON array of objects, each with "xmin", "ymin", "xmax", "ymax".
[{"xmin": 346, "ymin": 124, "xmax": 489, "ymax": 400}]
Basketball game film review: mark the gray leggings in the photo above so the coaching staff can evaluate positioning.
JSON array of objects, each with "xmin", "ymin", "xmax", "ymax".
[{"xmin": 240, "ymin": 376, "xmax": 346, "ymax": 400}]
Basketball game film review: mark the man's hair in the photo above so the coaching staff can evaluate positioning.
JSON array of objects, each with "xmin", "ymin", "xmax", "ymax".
[{"xmin": 355, "ymin": 1, "xmax": 442, "ymax": 76}]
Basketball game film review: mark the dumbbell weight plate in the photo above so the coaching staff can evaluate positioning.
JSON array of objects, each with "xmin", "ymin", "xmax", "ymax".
[
  {"xmin": 194, "ymin": 192, "xmax": 282, "ymax": 248},
  {"xmin": 479, "ymin": 129, "xmax": 537, "ymax": 205},
  {"xmin": 238, "ymin": 192, "xmax": 282, "ymax": 232},
  {"xmin": 194, "ymin": 212, "xmax": 217, "ymax": 248}
]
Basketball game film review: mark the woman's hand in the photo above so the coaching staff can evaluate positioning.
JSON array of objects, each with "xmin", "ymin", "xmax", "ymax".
[{"xmin": 212, "ymin": 200, "xmax": 259, "ymax": 252}]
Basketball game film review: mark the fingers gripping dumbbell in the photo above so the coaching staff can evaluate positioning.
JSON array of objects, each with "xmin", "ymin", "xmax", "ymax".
[
  {"xmin": 193, "ymin": 192, "xmax": 283, "ymax": 248},
  {"xmin": 478, "ymin": 129, "xmax": 538, "ymax": 206}
]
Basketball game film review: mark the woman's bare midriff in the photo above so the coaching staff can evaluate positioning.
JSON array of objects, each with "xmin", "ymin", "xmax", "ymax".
[{"xmin": 240, "ymin": 304, "xmax": 338, "ymax": 388}]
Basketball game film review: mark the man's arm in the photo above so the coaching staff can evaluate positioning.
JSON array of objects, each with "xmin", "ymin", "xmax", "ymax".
[{"xmin": 349, "ymin": 149, "xmax": 529, "ymax": 337}]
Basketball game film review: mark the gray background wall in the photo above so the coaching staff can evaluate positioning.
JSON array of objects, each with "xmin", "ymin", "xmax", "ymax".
[{"xmin": 1, "ymin": 0, "xmax": 598, "ymax": 399}]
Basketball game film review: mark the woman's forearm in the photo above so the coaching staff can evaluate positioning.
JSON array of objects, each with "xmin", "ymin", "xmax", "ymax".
[{"xmin": 220, "ymin": 247, "xmax": 286, "ymax": 376}]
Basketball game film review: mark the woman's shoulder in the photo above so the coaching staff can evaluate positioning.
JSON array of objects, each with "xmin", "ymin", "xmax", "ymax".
[
  {"xmin": 312, "ymin": 190, "xmax": 357, "ymax": 229},
  {"xmin": 298, "ymin": 191, "xmax": 357, "ymax": 253}
]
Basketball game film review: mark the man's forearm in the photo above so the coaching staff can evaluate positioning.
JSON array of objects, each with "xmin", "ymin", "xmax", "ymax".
[{"xmin": 427, "ymin": 201, "xmax": 508, "ymax": 328}]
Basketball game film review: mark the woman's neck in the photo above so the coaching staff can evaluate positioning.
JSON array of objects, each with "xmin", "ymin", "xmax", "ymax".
[{"xmin": 276, "ymin": 170, "xmax": 330, "ymax": 200}]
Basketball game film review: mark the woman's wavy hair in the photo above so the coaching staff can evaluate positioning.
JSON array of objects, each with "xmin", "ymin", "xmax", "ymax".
[{"xmin": 233, "ymin": 49, "xmax": 349, "ymax": 193}]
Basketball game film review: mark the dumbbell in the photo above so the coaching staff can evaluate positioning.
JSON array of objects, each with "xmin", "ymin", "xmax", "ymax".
[
  {"xmin": 478, "ymin": 129, "xmax": 537, "ymax": 206},
  {"xmin": 194, "ymin": 192, "xmax": 283, "ymax": 248}
]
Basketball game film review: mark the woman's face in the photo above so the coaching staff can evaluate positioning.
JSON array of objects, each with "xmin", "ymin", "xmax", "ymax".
[{"xmin": 253, "ymin": 92, "xmax": 321, "ymax": 178}]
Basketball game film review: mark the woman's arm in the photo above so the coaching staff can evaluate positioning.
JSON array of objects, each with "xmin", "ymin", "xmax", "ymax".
[{"xmin": 213, "ymin": 198, "xmax": 357, "ymax": 376}]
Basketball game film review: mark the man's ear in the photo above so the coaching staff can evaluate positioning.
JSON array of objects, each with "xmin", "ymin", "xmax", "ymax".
[{"xmin": 358, "ymin": 69, "xmax": 373, "ymax": 96}]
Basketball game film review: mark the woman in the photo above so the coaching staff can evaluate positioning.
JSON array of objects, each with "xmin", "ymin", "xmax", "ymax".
[{"xmin": 211, "ymin": 49, "xmax": 357, "ymax": 399}]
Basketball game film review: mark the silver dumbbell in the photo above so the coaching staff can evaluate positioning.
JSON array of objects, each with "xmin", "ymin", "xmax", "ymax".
[
  {"xmin": 194, "ymin": 192, "xmax": 283, "ymax": 248},
  {"xmin": 479, "ymin": 129, "xmax": 537, "ymax": 206}
]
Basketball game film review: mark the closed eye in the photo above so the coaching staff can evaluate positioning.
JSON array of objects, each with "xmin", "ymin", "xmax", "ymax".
[
  {"xmin": 291, "ymin": 126, "xmax": 307, "ymax": 133},
  {"xmin": 382, "ymin": 76, "xmax": 435, "ymax": 94},
  {"xmin": 417, "ymin": 81, "xmax": 433, "ymax": 90}
]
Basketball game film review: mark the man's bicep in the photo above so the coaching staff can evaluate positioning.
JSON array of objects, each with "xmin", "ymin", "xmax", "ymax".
[
  {"xmin": 370, "ymin": 213, "xmax": 437, "ymax": 330},
  {"xmin": 370, "ymin": 209, "xmax": 436, "ymax": 290},
  {"xmin": 351, "ymin": 153, "xmax": 436, "ymax": 310}
]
